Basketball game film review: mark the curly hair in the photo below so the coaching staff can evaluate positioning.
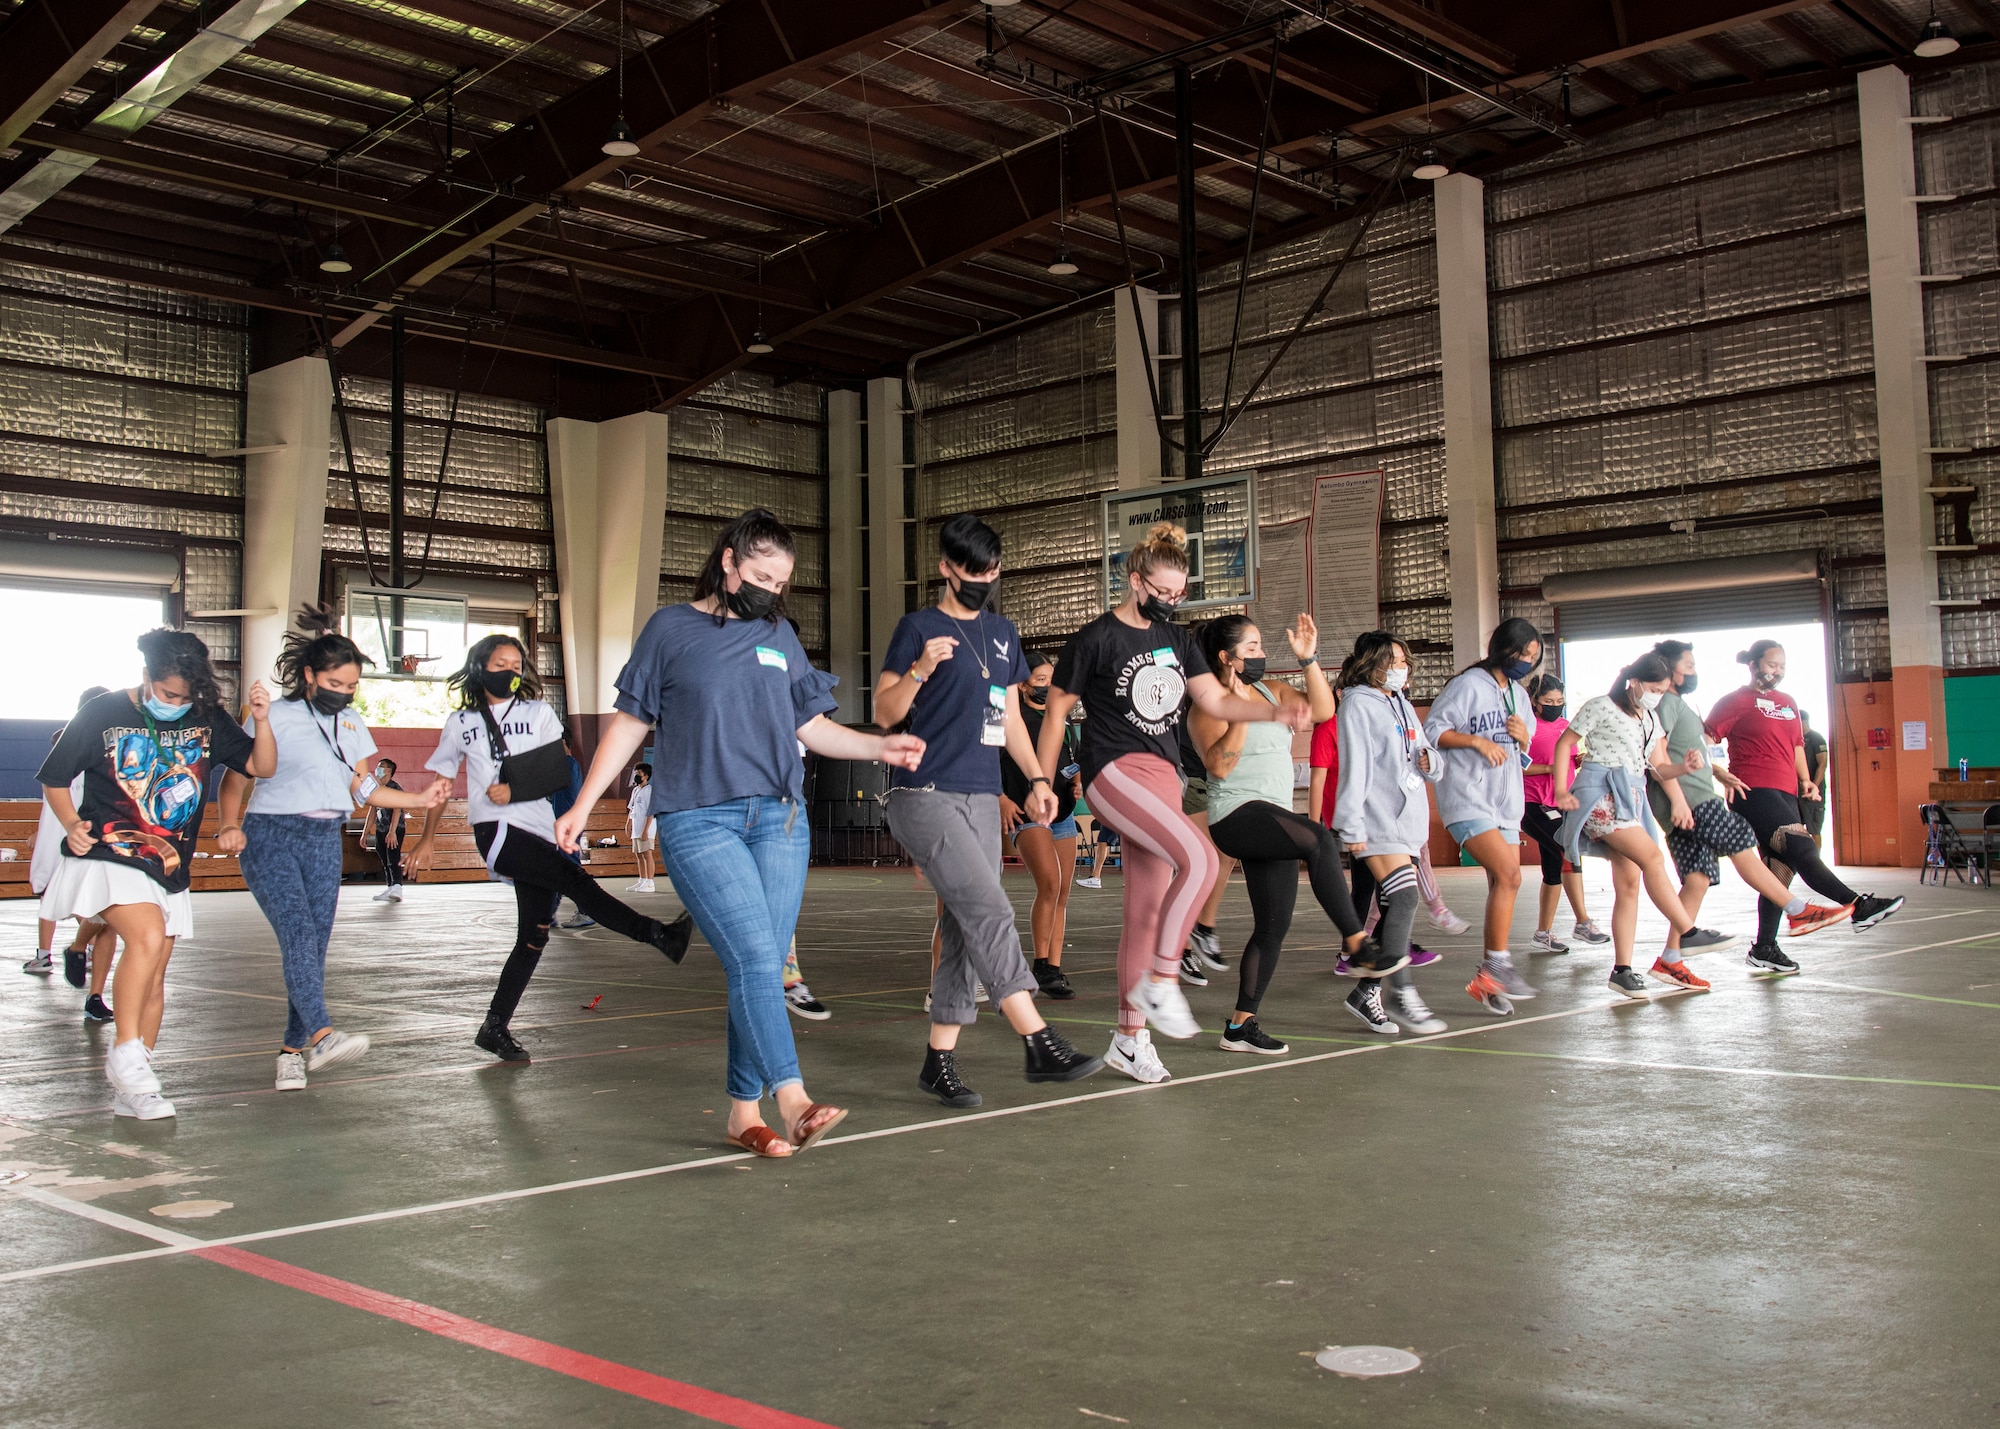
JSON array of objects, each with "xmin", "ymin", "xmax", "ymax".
[
  {"xmin": 446, "ymin": 633, "xmax": 541, "ymax": 710},
  {"xmin": 1126, "ymin": 521, "xmax": 1189, "ymax": 586},
  {"xmin": 135, "ymin": 628, "xmax": 222, "ymax": 711},
  {"xmin": 274, "ymin": 603, "xmax": 372, "ymax": 699}
]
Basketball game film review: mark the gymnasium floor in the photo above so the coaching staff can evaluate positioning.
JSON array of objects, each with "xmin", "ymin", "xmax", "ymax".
[{"xmin": 1, "ymin": 862, "xmax": 1995, "ymax": 1428}]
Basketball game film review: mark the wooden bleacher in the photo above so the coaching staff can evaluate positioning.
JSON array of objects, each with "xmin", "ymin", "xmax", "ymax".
[{"xmin": 0, "ymin": 796, "xmax": 645, "ymax": 898}]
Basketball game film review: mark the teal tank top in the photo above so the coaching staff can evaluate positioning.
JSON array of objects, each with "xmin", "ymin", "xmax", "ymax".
[{"xmin": 1207, "ymin": 684, "xmax": 1295, "ymax": 824}]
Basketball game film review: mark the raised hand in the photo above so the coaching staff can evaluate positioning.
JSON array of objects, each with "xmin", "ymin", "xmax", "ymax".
[
  {"xmin": 913, "ymin": 635, "xmax": 959, "ymax": 679},
  {"xmin": 1285, "ymin": 613, "xmax": 1319, "ymax": 663},
  {"xmin": 247, "ymin": 679, "xmax": 272, "ymax": 722}
]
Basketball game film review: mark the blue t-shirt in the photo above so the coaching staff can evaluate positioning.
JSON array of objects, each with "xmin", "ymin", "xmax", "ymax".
[
  {"xmin": 881, "ymin": 606, "xmax": 1031, "ymax": 794},
  {"xmin": 614, "ymin": 604, "xmax": 839, "ymax": 816}
]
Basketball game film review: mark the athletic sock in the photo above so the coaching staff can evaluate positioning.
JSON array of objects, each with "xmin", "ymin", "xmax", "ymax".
[
  {"xmin": 1784, "ymin": 896, "xmax": 1807, "ymax": 916},
  {"xmin": 1484, "ymin": 949, "xmax": 1512, "ymax": 965}
]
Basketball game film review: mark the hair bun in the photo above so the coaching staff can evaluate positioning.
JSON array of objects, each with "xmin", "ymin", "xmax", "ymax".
[
  {"xmin": 1145, "ymin": 521, "xmax": 1187, "ymax": 550},
  {"xmin": 295, "ymin": 601, "xmax": 338, "ymax": 636},
  {"xmin": 1735, "ymin": 649, "xmax": 1754, "ymax": 665}
]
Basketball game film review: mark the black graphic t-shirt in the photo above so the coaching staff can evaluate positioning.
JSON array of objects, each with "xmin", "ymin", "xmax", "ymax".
[
  {"xmin": 1053, "ymin": 612, "xmax": 1206, "ymax": 792},
  {"xmin": 38, "ymin": 689, "xmax": 256, "ymax": 894}
]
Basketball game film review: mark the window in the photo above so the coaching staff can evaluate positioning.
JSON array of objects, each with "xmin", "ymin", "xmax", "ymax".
[{"xmin": 0, "ymin": 586, "xmax": 165, "ymax": 719}]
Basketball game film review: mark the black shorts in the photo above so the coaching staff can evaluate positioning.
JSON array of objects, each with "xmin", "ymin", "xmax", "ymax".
[
  {"xmin": 1664, "ymin": 798, "xmax": 1758, "ymax": 884},
  {"xmin": 1519, "ymin": 803, "xmax": 1570, "ymax": 886}
]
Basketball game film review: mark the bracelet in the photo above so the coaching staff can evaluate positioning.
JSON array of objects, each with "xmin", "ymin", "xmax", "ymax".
[
  {"xmin": 1030, "ymin": 776, "xmax": 1051, "ymax": 785},
  {"xmin": 1299, "ymin": 653, "xmax": 1318, "ymax": 667},
  {"xmin": 909, "ymin": 668, "xmax": 927, "ymax": 685}
]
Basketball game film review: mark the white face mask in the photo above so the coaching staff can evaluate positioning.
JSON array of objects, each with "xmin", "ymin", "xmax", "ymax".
[
  {"xmin": 1638, "ymin": 689, "xmax": 1663, "ymax": 711},
  {"xmin": 1383, "ymin": 666, "xmax": 1409, "ymax": 693}
]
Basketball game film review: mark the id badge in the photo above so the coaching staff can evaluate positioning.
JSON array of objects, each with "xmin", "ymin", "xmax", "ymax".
[
  {"xmin": 1402, "ymin": 770, "xmax": 1426, "ymax": 792},
  {"xmin": 981, "ymin": 685, "xmax": 1007, "ymax": 747}
]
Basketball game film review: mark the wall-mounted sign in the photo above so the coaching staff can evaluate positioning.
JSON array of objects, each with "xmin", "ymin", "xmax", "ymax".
[{"xmin": 1102, "ymin": 473, "xmax": 1257, "ymax": 613}]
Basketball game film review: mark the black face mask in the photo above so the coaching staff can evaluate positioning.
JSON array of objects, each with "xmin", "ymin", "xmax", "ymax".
[
  {"xmin": 1025, "ymin": 687, "xmax": 1048, "ymax": 706},
  {"xmin": 726, "ymin": 580, "xmax": 780, "ymax": 621},
  {"xmin": 1537, "ymin": 702, "xmax": 1565, "ymax": 721},
  {"xmin": 951, "ymin": 576, "xmax": 995, "ymax": 613},
  {"xmin": 1138, "ymin": 592, "xmax": 1179, "ymax": 624},
  {"xmin": 1677, "ymin": 672, "xmax": 1699, "ymax": 696},
  {"xmin": 1238, "ymin": 656, "xmax": 1267, "ymax": 684},
  {"xmin": 309, "ymin": 686, "xmax": 353, "ymax": 716},
  {"xmin": 480, "ymin": 668, "xmax": 523, "ymax": 699}
]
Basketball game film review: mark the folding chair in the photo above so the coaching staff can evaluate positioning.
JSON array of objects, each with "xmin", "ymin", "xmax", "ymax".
[{"xmin": 1920, "ymin": 804, "xmax": 1977, "ymax": 886}]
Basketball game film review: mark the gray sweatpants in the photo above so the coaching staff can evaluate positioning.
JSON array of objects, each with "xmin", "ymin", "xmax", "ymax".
[{"xmin": 885, "ymin": 788, "xmax": 1037, "ymax": 1025}]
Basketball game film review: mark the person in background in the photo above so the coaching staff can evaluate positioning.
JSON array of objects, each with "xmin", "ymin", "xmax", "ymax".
[
  {"xmin": 40, "ymin": 630, "xmax": 275, "ymax": 1119},
  {"xmin": 627, "ymin": 762, "xmax": 657, "ymax": 892},
  {"xmin": 1177, "ymin": 711, "xmax": 1236, "ymax": 984},
  {"xmin": 360, "ymin": 757, "xmax": 407, "ymax": 903},
  {"xmin": 1425, "ymin": 618, "xmax": 1543, "ymax": 1016},
  {"xmin": 1518, "ymin": 673, "xmax": 1608, "ymax": 952},
  {"xmin": 1001, "ymin": 652, "xmax": 1080, "ymax": 1000},
  {"xmin": 1705, "ymin": 640, "xmax": 1901, "ymax": 971},
  {"xmin": 24, "ymin": 688, "xmax": 114, "ymax": 1000},
  {"xmin": 1799, "ymin": 710, "xmax": 1828, "ymax": 846}
]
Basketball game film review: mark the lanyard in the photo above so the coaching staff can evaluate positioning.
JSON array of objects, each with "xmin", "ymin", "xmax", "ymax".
[{"xmin": 308, "ymin": 706, "xmax": 347, "ymax": 768}]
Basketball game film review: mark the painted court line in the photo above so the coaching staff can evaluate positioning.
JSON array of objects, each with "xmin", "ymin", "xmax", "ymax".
[{"xmin": 1408, "ymin": 1042, "xmax": 2000, "ymax": 1093}]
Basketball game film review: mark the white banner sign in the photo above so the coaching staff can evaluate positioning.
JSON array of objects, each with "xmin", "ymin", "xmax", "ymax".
[
  {"xmin": 1309, "ymin": 470, "xmax": 1385, "ymax": 671},
  {"xmin": 1248, "ymin": 516, "xmax": 1312, "ymax": 673}
]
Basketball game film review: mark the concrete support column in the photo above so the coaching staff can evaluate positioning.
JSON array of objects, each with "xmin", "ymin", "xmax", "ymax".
[
  {"xmin": 865, "ymin": 376, "xmax": 906, "ymax": 716},
  {"xmin": 1114, "ymin": 285, "xmax": 1163, "ymax": 490},
  {"xmin": 1859, "ymin": 63, "xmax": 1949, "ymax": 867},
  {"xmin": 827, "ymin": 389, "xmax": 866, "ymax": 722},
  {"xmin": 241, "ymin": 355, "xmax": 332, "ymax": 691},
  {"xmin": 1433, "ymin": 174, "xmax": 1500, "ymax": 669},
  {"xmin": 547, "ymin": 411, "xmax": 669, "ymax": 752}
]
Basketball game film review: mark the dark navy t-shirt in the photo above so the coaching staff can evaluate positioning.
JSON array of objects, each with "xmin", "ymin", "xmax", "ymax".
[
  {"xmin": 881, "ymin": 606, "xmax": 1031, "ymax": 794},
  {"xmin": 614, "ymin": 604, "xmax": 839, "ymax": 815}
]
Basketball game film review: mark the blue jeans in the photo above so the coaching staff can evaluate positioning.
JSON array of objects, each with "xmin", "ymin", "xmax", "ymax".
[
  {"xmin": 238, "ymin": 812, "xmax": 344, "ymax": 1049},
  {"xmin": 658, "ymin": 797, "xmax": 807, "ymax": 1102}
]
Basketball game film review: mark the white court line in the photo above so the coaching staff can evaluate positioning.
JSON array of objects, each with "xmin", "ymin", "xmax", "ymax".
[
  {"xmin": 1825, "ymin": 929, "xmax": 1999, "ymax": 968},
  {"xmin": 9, "ymin": 1183, "xmax": 203, "ymax": 1249},
  {"xmin": 0, "ymin": 997, "xmax": 1618, "ymax": 1285}
]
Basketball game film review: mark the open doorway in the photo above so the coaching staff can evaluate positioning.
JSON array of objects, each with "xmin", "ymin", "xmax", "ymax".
[
  {"xmin": 0, "ymin": 586, "xmax": 166, "ymax": 719},
  {"xmin": 1557, "ymin": 620, "xmax": 1834, "ymax": 859}
]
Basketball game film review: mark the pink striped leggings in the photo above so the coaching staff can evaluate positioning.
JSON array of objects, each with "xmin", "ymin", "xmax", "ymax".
[{"xmin": 1086, "ymin": 753, "xmax": 1220, "ymax": 1033}]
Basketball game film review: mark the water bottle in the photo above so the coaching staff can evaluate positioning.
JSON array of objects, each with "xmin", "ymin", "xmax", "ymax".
[{"xmin": 1960, "ymin": 758, "xmax": 1970, "ymax": 782}]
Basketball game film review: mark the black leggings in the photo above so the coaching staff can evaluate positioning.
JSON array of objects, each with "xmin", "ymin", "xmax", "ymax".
[
  {"xmin": 1207, "ymin": 800, "xmax": 1363, "ymax": 1018},
  {"xmin": 1519, "ymin": 803, "xmax": 1567, "ymax": 886},
  {"xmin": 377, "ymin": 838, "xmax": 404, "ymax": 887},
  {"xmin": 1738, "ymin": 787, "xmax": 1859, "ymax": 944},
  {"xmin": 473, "ymin": 823, "xmax": 665, "ymax": 1027}
]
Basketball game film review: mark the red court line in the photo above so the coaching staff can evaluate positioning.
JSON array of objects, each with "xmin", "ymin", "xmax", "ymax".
[{"xmin": 194, "ymin": 1245, "xmax": 840, "ymax": 1429}]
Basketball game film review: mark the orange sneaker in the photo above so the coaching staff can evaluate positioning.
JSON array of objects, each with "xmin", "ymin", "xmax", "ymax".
[
  {"xmin": 1465, "ymin": 967, "xmax": 1513, "ymax": 1016},
  {"xmin": 1786, "ymin": 902, "xmax": 1853, "ymax": 938},
  {"xmin": 1647, "ymin": 957, "xmax": 1711, "ymax": 992}
]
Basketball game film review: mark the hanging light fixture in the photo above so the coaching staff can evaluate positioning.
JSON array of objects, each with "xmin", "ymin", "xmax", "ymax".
[
  {"xmin": 1915, "ymin": 8, "xmax": 1960, "ymax": 57},
  {"xmin": 602, "ymin": 1, "xmax": 641, "ymax": 156},
  {"xmin": 1047, "ymin": 131, "xmax": 1078, "ymax": 275},
  {"xmin": 1413, "ymin": 148, "xmax": 1449, "ymax": 180},
  {"xmin": 746, "ymin": 330, "xmax": 775, "ymax": 354},
  {"xmin": 1047, "ymin": 250, "xmax": 1079, "ymax": 276},
  {"xmin": 745, "ymin": 256, "xmax": 774, "ymax": 354},
  {"xmin": 319, "ymin": 241, "xmax": 352, "ymax": 274}
]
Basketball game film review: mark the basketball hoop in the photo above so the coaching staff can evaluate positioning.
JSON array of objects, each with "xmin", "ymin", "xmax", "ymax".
[{"xmin": 398, "ymin": 653, "xmax": 439, "ymax": 675}]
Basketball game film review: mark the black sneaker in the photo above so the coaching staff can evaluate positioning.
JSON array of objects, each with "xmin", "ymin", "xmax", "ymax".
[
  {"xmin": 1346, "ymin": 944, "xmax": 1411, "ymax": 979},
  {"xmin": 1219, "ymin": 1018, "xmax": 1288, "ymax": 1055},
  {"xmin": 1023, "ymin": 1026, "xmax": 1103, "ymax": 1083},
  {"xmin": 63, "ymin": 948, "xmax": 87, "ymax": 989},
  {"xmin": 1607, "ymin": 966, "xmax": 1650, "ymax": 1000},
  {"xmin": 1850, "ymin": 894, "xmax": 1905, "ymax": 931},
  {"xmin": 649, "ymin": 911, "xmax": 694, "ymax": 964},
  {"xmin": 1677, "ymin": 928, "xmax": 1736, "ymax": 951},
  {"xmin": 1178, "ymin": 950, "xmax": 1209, "ymax": 987},
  {"xmin": 1344, "ymin": 982, "xmax": 1398, "ymax": 1035},
  {"xmin": 82, "ymin": 993, "xmax": 113, "ymax": 1023},
  {"xmin": 1746, "ymin": 943, "xmax": 1800, "ymax": 976},
  {"xmin": 1032, "ymin": 960, "xmax": 1076, "ymax": 1000},
  {"xmin": 475, "ymin": 1020, "xmax": 531, "ymax": 1062},
  {"xmin": 919, "ymin": 1049, "xmax": 982, "ymax": 1107}
]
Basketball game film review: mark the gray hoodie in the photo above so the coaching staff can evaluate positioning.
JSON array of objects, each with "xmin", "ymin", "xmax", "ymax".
[
  {"xmin": 1423, "ymin": 667, "xmax": 1536, "ymax": 830},
  {"xmin": 1334, "ymin": 685, "xmax": 1443, "ymax": 856}
]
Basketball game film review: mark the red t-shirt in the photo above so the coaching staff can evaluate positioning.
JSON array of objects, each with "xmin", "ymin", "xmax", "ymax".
[
  {"xmin": 1704, "ymin": 685, "xmax": 1804, "ymax": 792},
  {"xmin": 1309, "ymin": 717, "xmax": 1339, "ymax": 827}
]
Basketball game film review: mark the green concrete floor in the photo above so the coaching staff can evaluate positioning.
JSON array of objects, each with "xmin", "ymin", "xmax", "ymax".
[{"xmin": 1, "ymin": 862, "xmax": 1995, "ymax": 1427}]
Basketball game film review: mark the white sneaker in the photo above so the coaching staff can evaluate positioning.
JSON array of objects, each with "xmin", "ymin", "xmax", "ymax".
[
  {"xmin": 304, "ymin": 1029, "xmax": 370, "ymax": 1073},
  {"xmin": 1531, "ymin": 929, "xmax": 1570, "ymax": 954},
  {"xmin": 275, "ymin": 1051, "xmax": 307, "ymax": 1091},
  {"xmin": 639, "ymin": 878, "xmax": 656, "ymax": 893},
  {"xmin": 1571, "ymin": 919, "xmax": 1611, "ymax": 945},
  {"xmin": 1104, "ymin": 1029, "xmax": 1170, "ymax": 1083},
  {"xmin": 1387, "ymin": 986, "xmax": 1447, "ymax": 1035},
  {"xmin": 1074, "ymin": 876, "xmax": 1102, "ymax": 889},
  {"xmin": 112, "ymin": 1090, "xmax": 176, "ymax": 1120},
  {"xmin": 372, "ymin": 887, "xmax": 401, "ymax": 903},
  {"xmin": 22, "ymin": 950, "xmax": 53, "ymax": 975},
  {"xmin": 627, "ymin": 880, "xmax": 646, "ymax": 891},
  {"xmin": 974, "ymin": 981, "xmax": 989, "ymax": 1004},
  {"xmin": 1136, "ymin": 977, "xmax": 1202, "ymax": 1040},
  {"xmin": 106, "ymin": 1039, "xmax": 160, "ymax": 1096},
  {"xmin": 1426, "ymin": 906, "xmax": 1471, "ymax": 936}
]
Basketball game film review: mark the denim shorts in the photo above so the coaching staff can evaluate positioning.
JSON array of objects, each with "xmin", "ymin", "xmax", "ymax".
[{"xmin": 1447, "ymin": 818, "xmax": 1519, "ymax": 845}]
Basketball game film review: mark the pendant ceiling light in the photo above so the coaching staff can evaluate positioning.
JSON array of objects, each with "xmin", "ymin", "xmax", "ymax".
[
  {"xmin": 1915, "ymin": 11, "xmax": 1961, "ymax": 57},
  {"xmin": 602, "ymin": 1, "xmax": 641, "ymax": 156},
  {"xmin": 1412, "ymin": 148, "xmax": 1449, "ymax": 180},
  {"xmin": 318, "ymin": 241, "xmax": 352, "ymax": 274}
]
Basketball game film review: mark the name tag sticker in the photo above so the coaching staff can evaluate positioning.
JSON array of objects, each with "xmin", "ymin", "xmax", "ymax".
[
  {"xmin": 1403, "ymin": 771, "xmax": 1426, "ymax": 792},
  {"xmin": 988, "ymin": 684, "xmax": 1007, "ymax": 708},
  {"xmin": 754, "ymin": 646, "xmax": 788, "ymax": 671},
  {"xmin": 1152, "ymin": 647, "xmax": 1179, "ymax": 668}
]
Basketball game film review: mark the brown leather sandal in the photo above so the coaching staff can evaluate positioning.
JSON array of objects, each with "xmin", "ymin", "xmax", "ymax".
[
  {"xmin": 786, "ymin": 1103, "xmax": 847, "ymax": 1151},
  {"xmin": 727, "ymin": 1125, "xmax": 792, "ymax": 1158}
]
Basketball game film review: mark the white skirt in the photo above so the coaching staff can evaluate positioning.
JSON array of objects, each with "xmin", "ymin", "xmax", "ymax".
[{"xmin": 37, "ymin": 855, "xmax": 193, "ymax": 939}]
